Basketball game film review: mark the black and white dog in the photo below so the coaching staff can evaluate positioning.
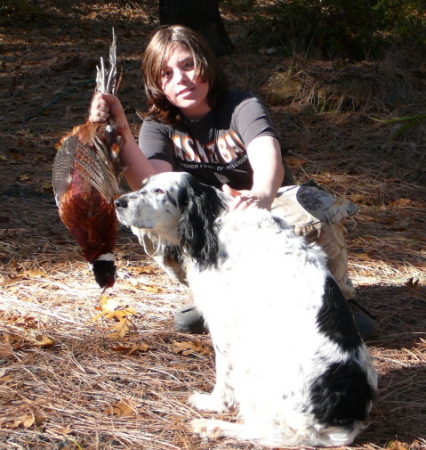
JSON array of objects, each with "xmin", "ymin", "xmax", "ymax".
[{"xmin": 115, "ymin": 172, "xmax": 377, "ymax": 448}]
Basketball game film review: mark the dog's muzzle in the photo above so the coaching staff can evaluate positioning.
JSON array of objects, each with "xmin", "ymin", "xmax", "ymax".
[
  {"xmin": 114, "ymin": 194, "xmax": 133, "ymax": 227},
  {"xmin": 114, "ymin": 196, "xmax": 129, "ymax": 210}
]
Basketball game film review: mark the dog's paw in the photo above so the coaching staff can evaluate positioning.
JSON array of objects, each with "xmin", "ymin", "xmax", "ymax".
[
  {"xmin": 188, "ymin": 392, "xmax": 226, "ymax": 412},
  {"xmin": 191, "ymin": 418, "xmax": 225, "ymax": 440}
]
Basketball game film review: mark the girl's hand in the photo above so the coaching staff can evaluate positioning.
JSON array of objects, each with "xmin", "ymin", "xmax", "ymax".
[
  {"xmin": 89, "ymin": 92, "xmax": 129, "ymax": 134},
  {"xmin": 222, "ymin": 185, "xmax": 273, "ymax": 211}
]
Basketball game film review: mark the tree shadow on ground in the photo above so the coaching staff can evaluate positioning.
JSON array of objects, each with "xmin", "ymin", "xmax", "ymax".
[
  {"xmin": 356, "ymin": 284, "xmax": 426, "ymax": 351},
  {"xmin": 364, "ymin": 364, "xmax": 426, "ymax": 446},
  {"xmin": 356, "ymin": 284, "xmax": 426, "ymax": 445}
]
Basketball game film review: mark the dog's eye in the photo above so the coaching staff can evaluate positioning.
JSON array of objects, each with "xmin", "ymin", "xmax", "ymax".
[{"xmin": 154, "ymin": 188, "xmax": 165, "ymax": 195}]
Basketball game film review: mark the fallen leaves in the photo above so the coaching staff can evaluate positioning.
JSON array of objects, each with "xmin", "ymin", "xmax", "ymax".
[
  {"xmin": 0, "ymin": 373, "xmax": 12, "ymax": 384},
  {"xmin": 23, "ymin": 268, "xmax": 48, "ymax": 278},
  {"xmin": 172, "ymin": 341, "xmax": 211, "ymax": 356},
  {"xmin": 33, "ymin": 334, "xmax": 55, "ymax": 347},
  {"xmin": 388, "ymin": 441, "xmax": 411, "ymax": 450},
  {"xmin": 110, "ymin": 343, "xmax": 149, "ymax": 354},
  {"xmin": 353, "ymin": 252, "xmax": 377, "ymax": 261},
  {"xmin": 106, "ymin": 319, "xmax": 137, "ymax": 340},
  {"xmin": 130, "ymin": 264, "xmax": 160, "ymax": 275},
  {"xmin": 92, "ymin": 295, "xmax": 150, "ymax": 345},
  {"xmin": 348, "ymin": 194, "xmax": 375, "ymax": 205},
  {"xmin": 104, "ymin": 399, "xmax": 137, "ymax": 417},
  {"xmin": 1, "ymin": 411, "xmax": 46, "ymax": 429},
  {"xmin": 92, "ymin": 295, "xmax": 136, "ymax": 326},
  {"xmin": 286, "ymin": 155, "xmax": 307, "ymax": 168},
  {"xmin": 0, "ymin": 268, "xmax": 49, "ymax": 287},
  {"xmin": 388, "ymin": 198, "xmax": 413, "ymax": 207},
  {"xmin": 95, "ymin": 307, "xmax": 136, "ymax": 322},
  {"xmin": 50, "ymin": 424, "xmax": 73, "ymax": 435},
  {"xmin": 1, "ymin": 328, "xmax": 54, "ymax": 354},
  {"xmin": 1, "ymin": 332, "xmax": 24, "ymax": 354},
  {"xmin": 139, "ymin": 283, "xmax": 161, "ymax": 293}
]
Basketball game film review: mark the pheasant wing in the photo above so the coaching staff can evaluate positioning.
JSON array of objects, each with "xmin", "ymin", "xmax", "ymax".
[
  {"xmin": 75, "ymin": 135, "xmax": 121, "ymax": 203},
  {"xmin": 52, "ymin": 138, "xmax": 76, "ymax": 206}
]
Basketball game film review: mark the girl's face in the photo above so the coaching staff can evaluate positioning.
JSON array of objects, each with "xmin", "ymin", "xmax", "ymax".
[{"xmin": 160, "ymin": 44, "xmax": 210, "ymax": 120}]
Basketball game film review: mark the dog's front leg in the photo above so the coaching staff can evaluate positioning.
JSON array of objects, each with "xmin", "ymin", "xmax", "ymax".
[{"xmin": 188, "ymin": 343, "xmax": 233, "ymax": 412}]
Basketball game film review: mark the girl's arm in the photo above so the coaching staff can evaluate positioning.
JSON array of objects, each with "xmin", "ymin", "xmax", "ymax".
[
  {"xmin": 225, "ymin": 135, "xmax": 284, "ymax": 211},
  {"xmin": 89, "ymin": 93, "xmax": 172, "ymax": 191}
]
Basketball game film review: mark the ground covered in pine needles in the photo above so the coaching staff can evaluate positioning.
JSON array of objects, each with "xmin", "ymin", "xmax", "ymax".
[{"xmin": 0, "ymin": 1, "xmax": 425, "ymax": 449}]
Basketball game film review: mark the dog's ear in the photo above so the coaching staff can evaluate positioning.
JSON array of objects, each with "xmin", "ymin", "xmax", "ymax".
[{"xmin": 178, "ymin": 175, "xmax": 226, "ymax": 270}]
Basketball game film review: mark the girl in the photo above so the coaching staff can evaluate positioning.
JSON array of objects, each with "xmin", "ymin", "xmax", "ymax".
[
  {"xmin": 89, "ymin": 25, "xmax": 378, "ymax": 340},
  {"xmin": 90, "ymin": 25, "xmax": 293, "ymax": 211}
]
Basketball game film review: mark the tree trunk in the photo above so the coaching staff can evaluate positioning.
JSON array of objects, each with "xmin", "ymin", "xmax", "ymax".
[{"xmin": 159, "ymin": 0, "xmax": 235, "ymax": 57}]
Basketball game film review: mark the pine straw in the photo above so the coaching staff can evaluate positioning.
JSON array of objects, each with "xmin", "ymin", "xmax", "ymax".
[
  {"xmin": 1, "ymin": 1, "xmax": 426, "ymax": 449},
  {"xmin": 0, "ymin": 180, "xmax": 425, "ymax": 450}
]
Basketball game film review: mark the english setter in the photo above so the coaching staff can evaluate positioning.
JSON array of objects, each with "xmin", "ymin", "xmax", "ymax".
[{"xmin": 115, "ymin": 172, "xmax": 377, "ymax": 448}]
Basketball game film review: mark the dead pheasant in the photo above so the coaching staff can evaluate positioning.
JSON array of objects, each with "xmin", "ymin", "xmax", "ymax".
[{"xmin": 52, "ymin": 32, "xmax": 122, "ymax": 291}]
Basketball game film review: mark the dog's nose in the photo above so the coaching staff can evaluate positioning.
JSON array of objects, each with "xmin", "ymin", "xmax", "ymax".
[{"xmin": 114, "ymin": 197, "xmax": 128, "ymax": 209}]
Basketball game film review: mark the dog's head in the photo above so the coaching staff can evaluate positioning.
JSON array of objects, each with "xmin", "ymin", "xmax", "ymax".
[{"xmin": 115, "ymin": 172, "xmax": 228, "ymax": 269}]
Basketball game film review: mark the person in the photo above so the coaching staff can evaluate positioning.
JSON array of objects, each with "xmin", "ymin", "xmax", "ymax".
[{"xmin": 89, "ymin": 25, "xmax": 378, "ymax": 341}]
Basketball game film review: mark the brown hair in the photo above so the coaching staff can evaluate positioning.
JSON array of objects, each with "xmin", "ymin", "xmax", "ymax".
[{"xmin": 141, "ymin": 25, "xmax": 229, "ymax": 125}]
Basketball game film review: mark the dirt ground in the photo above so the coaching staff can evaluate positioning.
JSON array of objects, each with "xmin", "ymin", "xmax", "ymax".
[{"xmin": 0, "ymin": 1, "xmax": 425, "ymax": 449}]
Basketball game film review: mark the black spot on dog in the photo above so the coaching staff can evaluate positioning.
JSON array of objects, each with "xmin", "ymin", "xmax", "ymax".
[
  {"xmin": 316, "ymin": 276, "xmax": 361, "ymax": 352},
  {"xmin": 310, "ymin": 359, "xmax": 374, "ymax": 427}
]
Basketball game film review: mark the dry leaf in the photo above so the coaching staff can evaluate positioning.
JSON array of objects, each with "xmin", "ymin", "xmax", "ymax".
[
  {"xmin": 1, "ymin": 334, "xmax": 24, "ymax": 351},
  {"xmin": 357, "ymin": 213, "xmax": 377, "ymax": 222},
  {"xmin": 140, "ymin": 284, "xmax": 160, "ymax": 293},
  {"xmin": 33, "ymin": 335, "xmax": 55, "ymax": 347},
  {"xmin": 22, "ymin": 414, "xmax": 35, "ymax": 429},
  {"xmin": 348, "ymin": 194, "xmax": 370, "ymax": 204},
  {"xmin": 0, "ymin": 375, "xmax": 12, "ymax": 383},
  {"xmin": 104, "ymin": 400, "xmax": 136, "ymax": 417},
  {"xmin": 389, "ymin": 198, "xmax": 412, "ymax": 207},
  {"xmin": 98, "ymin": 308, "xmax": 136, "ymax": 322},
  {"xmin": 23, "ymin": 269, "xmax": 47, "ymax": 278},
  {"xmin": 106, "ymin": 318, "xmax": 137, "ymax": 340},
  {"xmin": 286, "ymin": 156, "xmax": 307, "ymax": 167},
  {"xmin": 389, "ymin": 441, "xmax": 410, "ymax": 450},
  {"xmin": 100, "ymin": 294, "xmax": 120, "ymax": 312},
  {"xmin": 173, "ymin": 340, "xmax": 211, "ymax": 356},
  {"xmin": 107, "ymin": 321, "xmax": 130, "ymax": 339},
  {"xmin": 53, "ymin": 425, "xmax": 73, "ymax": 435},
  {"xmin": 6, "ymin": 413, "xmax": 46, "ymax": 429},
  {"xmin": 35, "ymin": 415, "xmax": 47, "ymax": 426},
  {"xmin": 353, "ymin": 252, "xmax": 375, "ymax": 261},
  {"xmin": 9, "ymin": 414, "xmax": 34, "ymax": 429},
  {"xmin": 0, "ymin": 344, "xmax": 13, "ymax": 357},
  {"xmin": 92, "ymin": 294, "xmax": 137, "ymax": 337},
  {"xmin": 110, "ymin": 343, "xmax": 149, "ymax": 354},
  {"xmin": 113, "ymin": 308, "xmax": 136, "ymax": 320},
  {"xmin": 131, "ymin": 265, "xmax": 158, "ymax": 274},
  {"xmin": 92, "ymin": 293, "xmax": 136, "ymax": 322}
]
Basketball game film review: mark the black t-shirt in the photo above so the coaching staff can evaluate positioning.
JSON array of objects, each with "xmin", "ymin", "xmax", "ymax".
[{"xmin": 139, "ymin": 90, "xmax": 282, "ymax": 190}]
